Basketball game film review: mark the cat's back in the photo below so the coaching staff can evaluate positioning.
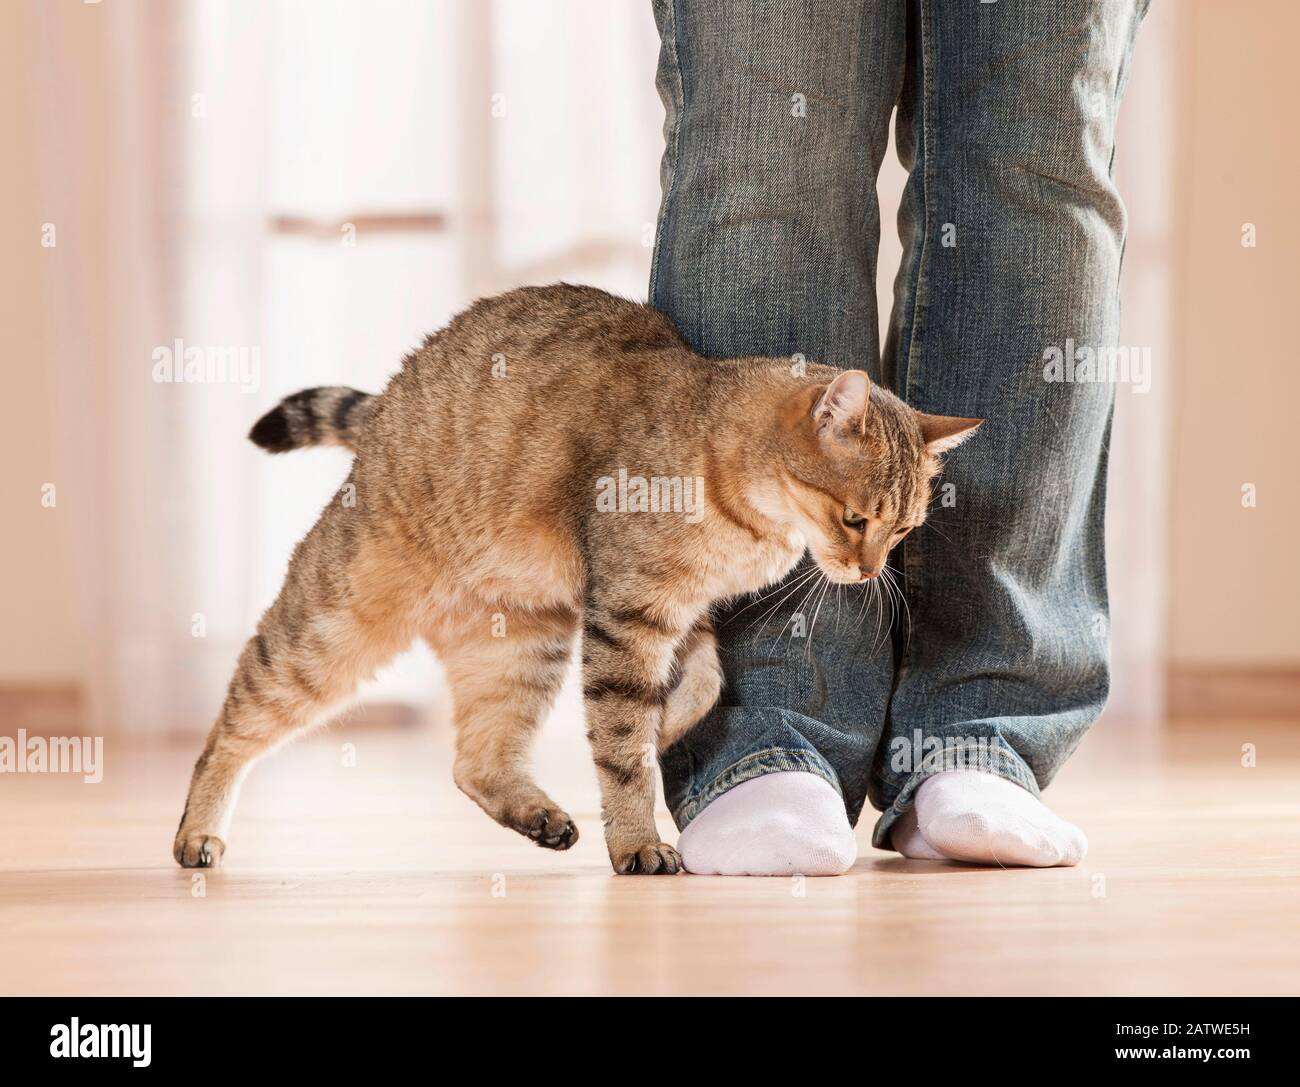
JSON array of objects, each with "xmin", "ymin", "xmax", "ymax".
[
  {"xmin": 381, "ymin": 283, "xmax": 700, "ymax": 438},
  {"xmin": 364, "ymin": 283, "xmax": 707, "ymax": 511},
  {"xmin": 435, "ymin": 282, "xmax": 688, "ymax": 376}
]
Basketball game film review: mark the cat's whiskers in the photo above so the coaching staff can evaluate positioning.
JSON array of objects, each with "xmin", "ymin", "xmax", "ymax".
[
  {"xmin": 881, "ymin": 565, "xmax": 912, "ymax": 653},
  {"xmin": 853, "ymin": 576, "xmax": 874, "ymax": 626},
  {"xmin": 759, "ymin": 566, "xmax": 825, "ymax": 644},
  {"xmin": 744, "ymin": 565, "xmax": 821, "ymax": 636},
  {"xmin": 772, "ymin": 568, "xmax": 827, "ymax": 651},
  {"xmin": 726, "ymin": 563, "xmax": 819, "ymax": 626},
  {"xmin": 868, "ymin": 578, "xmax": 891, "ymax": 656},
  {"xmin": 803, "ymin": 572, "xmax": 834, "ymax": 657},
  {"xmin": 919, "ymin": 517, "xmax": 957, "ymax": 546}
]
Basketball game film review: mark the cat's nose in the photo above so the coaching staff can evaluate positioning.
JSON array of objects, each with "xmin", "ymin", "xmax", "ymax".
[{"xmin": 859, "ymin": 567, "xmax": 879, "ymax": 581}]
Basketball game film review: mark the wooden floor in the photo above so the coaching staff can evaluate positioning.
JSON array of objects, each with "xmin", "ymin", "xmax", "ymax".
[{"xmin": 1, "ymin": 713, "xmax": 1297, "ymax": 996}]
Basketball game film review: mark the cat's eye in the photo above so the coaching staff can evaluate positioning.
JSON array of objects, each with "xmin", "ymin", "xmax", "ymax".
[{"xmin": 842, "ymin": 506, "xmax": 866, "ymax": 528}]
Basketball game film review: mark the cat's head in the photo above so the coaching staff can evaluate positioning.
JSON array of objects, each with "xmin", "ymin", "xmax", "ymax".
[{"xmin": 766, "ymin": 370, "xmax": 982, "ymax": 584}]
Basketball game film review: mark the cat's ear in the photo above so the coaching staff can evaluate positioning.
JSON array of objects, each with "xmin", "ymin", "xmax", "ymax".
[
  {"xmin": 917, "ymin": 412, "xmax": 984, "ymax": 455},
  {"xmin": 811, "ymin": 370, "xmax": 871, "ymax": 437}
]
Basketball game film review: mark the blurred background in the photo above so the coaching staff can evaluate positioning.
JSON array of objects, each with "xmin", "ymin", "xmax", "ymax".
[{"xmin": 1, "ymin": 0, "xmax": 1295, "ymax": 754}]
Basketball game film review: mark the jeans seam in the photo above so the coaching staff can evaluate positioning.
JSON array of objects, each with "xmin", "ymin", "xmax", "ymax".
[
  {"xmin": 648, "ymin": 0, "xmax": 686, "ymax": 304},
  {"xmin": 902, "ymin": 0, "xmax": 936, "ymax": 404},
  {"xmin": 895, "ymin": 0, "xmax": 935, "ymax": 687}
]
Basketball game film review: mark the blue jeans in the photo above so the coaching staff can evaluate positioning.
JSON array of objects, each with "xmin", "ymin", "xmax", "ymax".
[{"xmin": 651, "ymin": 0, "xmax": 1148, "ymax": 849}]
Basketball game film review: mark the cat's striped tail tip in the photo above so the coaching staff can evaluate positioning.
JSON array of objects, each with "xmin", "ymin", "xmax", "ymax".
[{"xmin": 249, "ymin": 386, "xmax": 375, "ymax": 453}]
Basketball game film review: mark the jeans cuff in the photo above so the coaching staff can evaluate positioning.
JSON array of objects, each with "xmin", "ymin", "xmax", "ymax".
[
  {"xmin": 869, "ymin": 737, "xmax": 1040, "ymax": 851},
  {"xmin": 670, "ymin": 746, "xmax": 842, "ymax": 831}
]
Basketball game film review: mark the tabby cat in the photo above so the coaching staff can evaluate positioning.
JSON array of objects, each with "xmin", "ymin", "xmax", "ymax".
[{"xmin": 174, "ymin": 284, "xmax": 980, "ymax": 874}]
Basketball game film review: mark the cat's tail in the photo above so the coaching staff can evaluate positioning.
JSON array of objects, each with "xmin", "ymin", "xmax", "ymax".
[{"xmin": 249, "ymin": 386, "xmax": 376, "ymax": 453}]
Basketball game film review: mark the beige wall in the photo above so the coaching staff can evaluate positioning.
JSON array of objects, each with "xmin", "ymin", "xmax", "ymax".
[
  {"xmin": 0, "ymin": 1, "xmax": 85, "ymax": 683},
  {"xmin": 1167, "ymin": 0, "xmax": 1300, "ymax": 665}
]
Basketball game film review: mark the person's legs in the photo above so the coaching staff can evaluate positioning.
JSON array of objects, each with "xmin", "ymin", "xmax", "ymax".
[
  {"xmin": 650, "ymin": 0, "xmax": 907, "ymax": 874},
  {"xmin": 871, "ymin": 0, "xmax": 1149, "ymax": 864}
]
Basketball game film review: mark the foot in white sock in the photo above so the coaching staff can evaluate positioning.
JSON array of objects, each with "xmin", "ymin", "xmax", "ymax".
[
  {"xmin": 677, "ymin": 771, "xmax": 857, "ymax": 876},
  {"xmin": 893, "ymin": 770, "xmax": 1087, "ymax": 868},
  {"xmin": 889, "ymin": 806, "xmax": 945, "ymax": 861}
]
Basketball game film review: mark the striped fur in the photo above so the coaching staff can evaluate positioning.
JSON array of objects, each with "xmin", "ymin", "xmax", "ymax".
[
  {"xmin": 174, "ymin": 284, "xmax": 979, "ymax": 874},
  {"xmin": 249, "ymin": 386, "xmax": 375, "ymax": 453}
]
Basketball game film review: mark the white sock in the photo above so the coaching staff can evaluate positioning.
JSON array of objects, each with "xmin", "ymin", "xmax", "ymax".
[
  {"xmin": 889, "ymin": 806, "xmax": 945, "ymax": 860},
  {"xmin": 893, "ymin": 770, "xmax": 1087, "ymax": 868},
  {"xmin": 677, "ymin": 771, "xmax": 858, "ymax": 876}
]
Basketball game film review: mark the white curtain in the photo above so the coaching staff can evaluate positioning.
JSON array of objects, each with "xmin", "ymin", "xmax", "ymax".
[
  {"xmin": 33, "ymin": 0, "xmax": 188, "ymax": 738},
  {"xmin": 34, "ymin": 0, "xmax": 660, "ymax": 736}
]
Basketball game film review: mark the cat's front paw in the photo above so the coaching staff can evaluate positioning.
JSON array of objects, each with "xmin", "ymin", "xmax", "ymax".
[
  {"xmin": 173, "ymin": 832, "xmax": 226, "ymax": 868},
  {"xmin": 518, "ymin": 806, "xmax": 579, "ymax": 851},
  {"xmin": 610, "ymin": 841, "xmax": 683, "ymax": 875}
]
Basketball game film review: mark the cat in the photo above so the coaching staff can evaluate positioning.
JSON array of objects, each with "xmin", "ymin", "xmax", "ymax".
[{"xmin": 173, "ymin": 284, "xmax": 981, "ymax": 874}]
